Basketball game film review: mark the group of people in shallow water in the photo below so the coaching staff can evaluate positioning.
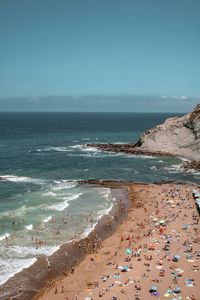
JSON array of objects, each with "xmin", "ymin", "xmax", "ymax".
[
  {"xmin": 3, "ymin": 208, "xmax": 117, "ymax": 300},
  {"xmin": 0, "ymin": 211, "xmax": 98, "ymax": 250}
]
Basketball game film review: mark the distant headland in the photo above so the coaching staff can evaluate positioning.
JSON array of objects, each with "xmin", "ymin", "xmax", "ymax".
[{"xmin": 87, "ymin": 104, "xmax": 200, "ymax": 170}]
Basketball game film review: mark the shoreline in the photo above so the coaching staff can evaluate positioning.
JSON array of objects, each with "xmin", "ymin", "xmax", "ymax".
[
  {"xmin": 86, "ymin": 143, "xmax": 174, "ymax": 158},
  {"xmin": 0, "ymin": 188, "xmax": 130, "ymax": 300},
  {"xmin": 33, "ymin": 181, "xmax": 200, "ymax": 300},
  {"xmin": 85, "ymin": 143, "xmax": 200, "ymax": 171}
]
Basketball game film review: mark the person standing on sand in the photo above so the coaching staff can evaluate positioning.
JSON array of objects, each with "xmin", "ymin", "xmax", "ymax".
[{"xmin": 46, "ymin": 258, "xmax": 51, "ymax": 273}]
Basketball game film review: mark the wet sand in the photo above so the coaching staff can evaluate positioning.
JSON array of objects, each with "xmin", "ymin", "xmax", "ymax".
[{"xmin": 34, "ymin": 182, "xmax": 200, "ymax": 300}]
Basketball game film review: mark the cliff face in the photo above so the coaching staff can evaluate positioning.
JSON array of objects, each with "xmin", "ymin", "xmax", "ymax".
[{"xmin": 137, "ymin": 104, "xmax": 200, "ymax": 160}]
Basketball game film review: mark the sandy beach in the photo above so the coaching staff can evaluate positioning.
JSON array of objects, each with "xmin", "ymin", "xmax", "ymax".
[{"xmin": 33, "ymin": 182, "xmax": 200, "ymax": 300}]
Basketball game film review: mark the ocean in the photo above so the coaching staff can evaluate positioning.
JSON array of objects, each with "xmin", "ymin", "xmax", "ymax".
[{"xmin": 0, "ymin": 112, "xmax": 199, "ymax": 286}]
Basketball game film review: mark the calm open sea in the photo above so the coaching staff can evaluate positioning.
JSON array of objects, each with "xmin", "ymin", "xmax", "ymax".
[{"xmin": 0, "ymin": 112, "xmax": 199, "ymax": 285}]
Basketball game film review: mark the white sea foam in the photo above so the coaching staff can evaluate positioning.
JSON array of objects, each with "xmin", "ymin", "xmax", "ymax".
[
  {"xmin": 163, "ymin": 163, "xmax": 200, "ymax": 175},
  {"xmin": 0, "ymin": 233, "xmax": 10, "ymax": 241},
  {"xmin": 49, "ymin": 193, "xmax": 82, "ymax": 211},
  {"xmin": 69, "ymin": 144, "xmax": 102, "ymax": 153},
  {"xmin": 69, "ymin": 147, "xmax": 155, "ymax": 159},
  {"xmin": 77, "ymin": 151, "xmax": 155, "ymax": 159},
  {"xmin": 49, "ymin": 202, "xmax": 69, "ymax": 211},
  {"xmin": 79, "ymin": 188, "xmax": 113, "ymax": 239},
  {"xmin": 42, "ymin": 191, "xmax": 57, "ymax": 197},
  {"xmin": 6, "ymin": 245, "xmax": 60, "ymax": 257},
  {"xmin": 67, "ymin": 153, "xmax": 100, "ymax": 158},
  {"xmin": 98, "ymin": 188, "xmax": 111, "ymax": 200},
  {"xmin": 163, "ymin": 164, "xmax": 182, "ymax": 173},
  {"xmin": 0, "ymin": 257, "xmax": 37, "ymax": 285},
  {"xmin": 52, "ymin": 180, "xmax": 77, "ymax": 190},
  {"xmin": 124, "ymin": 154, "xmax": 154, "ymax": 159},
  {"xmin": 84, "ymin": 147, "xmax": 102, "ymax": 152},
  {"xmin": 69, "ymin": 144, "xmax": 83, "ymax": 150},
  {"xmin": 186, "ymin": 169, "xmax": 200, "ymax": 175},
  {"xmin": 178, "ymin": 156, "xmax": 191, "ymax": 162},
  {"xmin": 0, "ymin": 244, "xmax": 60, "ymax": 285},
  {"xmin": 25, "ymin": 224, "xmax": 33, "ymax": 230},
  {"xmin": 81, "ymin": 220, "xmax": 98, "ymax": 239},
  {"xmin": 81, "ymin": 224, "xmax": 96, "ymax": 238},
  {"xmin": 81, "ymin": 203, "xmax": 114, "ymax": 239},
  {"xmin": 100, "ymin": 204, "xmax": 114, "ymax": 216},
  {"xmin": 42, "ymin": 216, "xmax": 52, "ymax": 223},
  {"xmin": 0, "ymin": 175, "xmax": 45, "ymax": 185},
  {"xmin": 150, "ymin": 166, "xmax": 159, "ymax": 171},
  {"xmin": 42, "ymin": 146, "xmax": 73, "ymax": 152}
]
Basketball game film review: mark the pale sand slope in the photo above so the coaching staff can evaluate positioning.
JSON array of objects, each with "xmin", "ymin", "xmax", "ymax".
[{"xmin": 35, "ymin": 183, "xmax": 200, "ymax": 300}]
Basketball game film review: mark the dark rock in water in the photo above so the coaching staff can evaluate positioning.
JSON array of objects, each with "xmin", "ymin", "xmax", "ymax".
[
  {"xmin": 86, "ymin": 104, "xmax": 200, "ymax": 160},
  {"xmin": 182, "ymin": 160, "xmax": 200, "ymax": 171}
]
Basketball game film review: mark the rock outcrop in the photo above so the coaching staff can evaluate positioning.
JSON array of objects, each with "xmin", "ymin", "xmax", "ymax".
[
  {"xmin": 87, "ymin": 104, "xmax": 200, "ymax": 162},
  {"xmin": 182, "ymin": 160, "xmax": 200, "ymax": 171},
  {"xmin": 135, "ymin": 104, "xmax": 200, "ymax": 160}
]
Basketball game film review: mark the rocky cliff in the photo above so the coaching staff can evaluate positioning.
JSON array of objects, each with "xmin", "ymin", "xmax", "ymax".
[
  {"xmin": 87, "ymin": 104, "xmax": 200, "ymax": 163},
  {"xmin": 135, "ymin": 104, "xmax": 200, "ymax": 160}
]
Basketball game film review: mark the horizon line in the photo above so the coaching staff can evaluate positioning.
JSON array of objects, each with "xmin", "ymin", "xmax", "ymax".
[
  {"xmin": 0, "ymin": 94, "xmax": 199, "ymax": 99},
  {"xmin": 0, "ymin": 110, "xmax": 184, "ymax": 114}
]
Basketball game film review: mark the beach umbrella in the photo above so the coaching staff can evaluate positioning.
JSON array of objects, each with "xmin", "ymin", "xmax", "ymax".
[
  {"xmin": 125, "ymin": 248, "xmax": 132, "ymax": 255},
  {"xmin": 192, "ymin": 189, "xmax": 199, "ymax": 196},
  {"xmin": 172, "ymin": 255, "xmax": 180, "ymax": 262},
  {"xmin": 159, "ymin": 220, "xmax": 166, "ymax": 224},
  {"xmin": 194, "ymin": 193, "xmax": 200, "ymax": 198},
  {"xmin": 185, "ymin": 279, "xmax": 194, "ymax": 287},
  {"xmin": 121, "ymin": 265, "xmax": 129, "ymax": 272},
  {"xmin": 173, "ymin": 286, "xmax": 181, "ymax": 293},
  {"xmin": 183, "ymin": 224, "xmax": 190, "ymax": 229},
  {"xmin": 149, "ymin": 285, "xmax": 158, "ymax": 292}
]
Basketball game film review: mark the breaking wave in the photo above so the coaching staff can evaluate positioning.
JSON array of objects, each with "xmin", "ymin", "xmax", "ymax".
[
  {"xmin": 49, "ymin": 193, "xmax": 82, "ymax": 211},
  {"xmin": 0, "ymin": 233, "xmax": 10, "ymax": 241},
  {"xmin": 37, "ymin": 146, "xmax": 73, "ymax": 152},
  {"xmin": 0, "ymin": 175, "xmax": 45, "ymax": 185},
  {"xmin": 0, "ymin": 245, "xmax": 59, "ymax": 285}
]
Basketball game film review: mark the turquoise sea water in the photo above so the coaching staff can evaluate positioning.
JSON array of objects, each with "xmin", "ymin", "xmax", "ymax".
[{"xmin": 0, "ymin": 112, "xmax": 199, "ymax": 285}]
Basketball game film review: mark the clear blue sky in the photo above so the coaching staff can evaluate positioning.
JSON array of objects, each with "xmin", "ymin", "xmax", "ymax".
[{"xmin": 0, "ymin": 0, "xmax": 200, "ymax": 111}]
